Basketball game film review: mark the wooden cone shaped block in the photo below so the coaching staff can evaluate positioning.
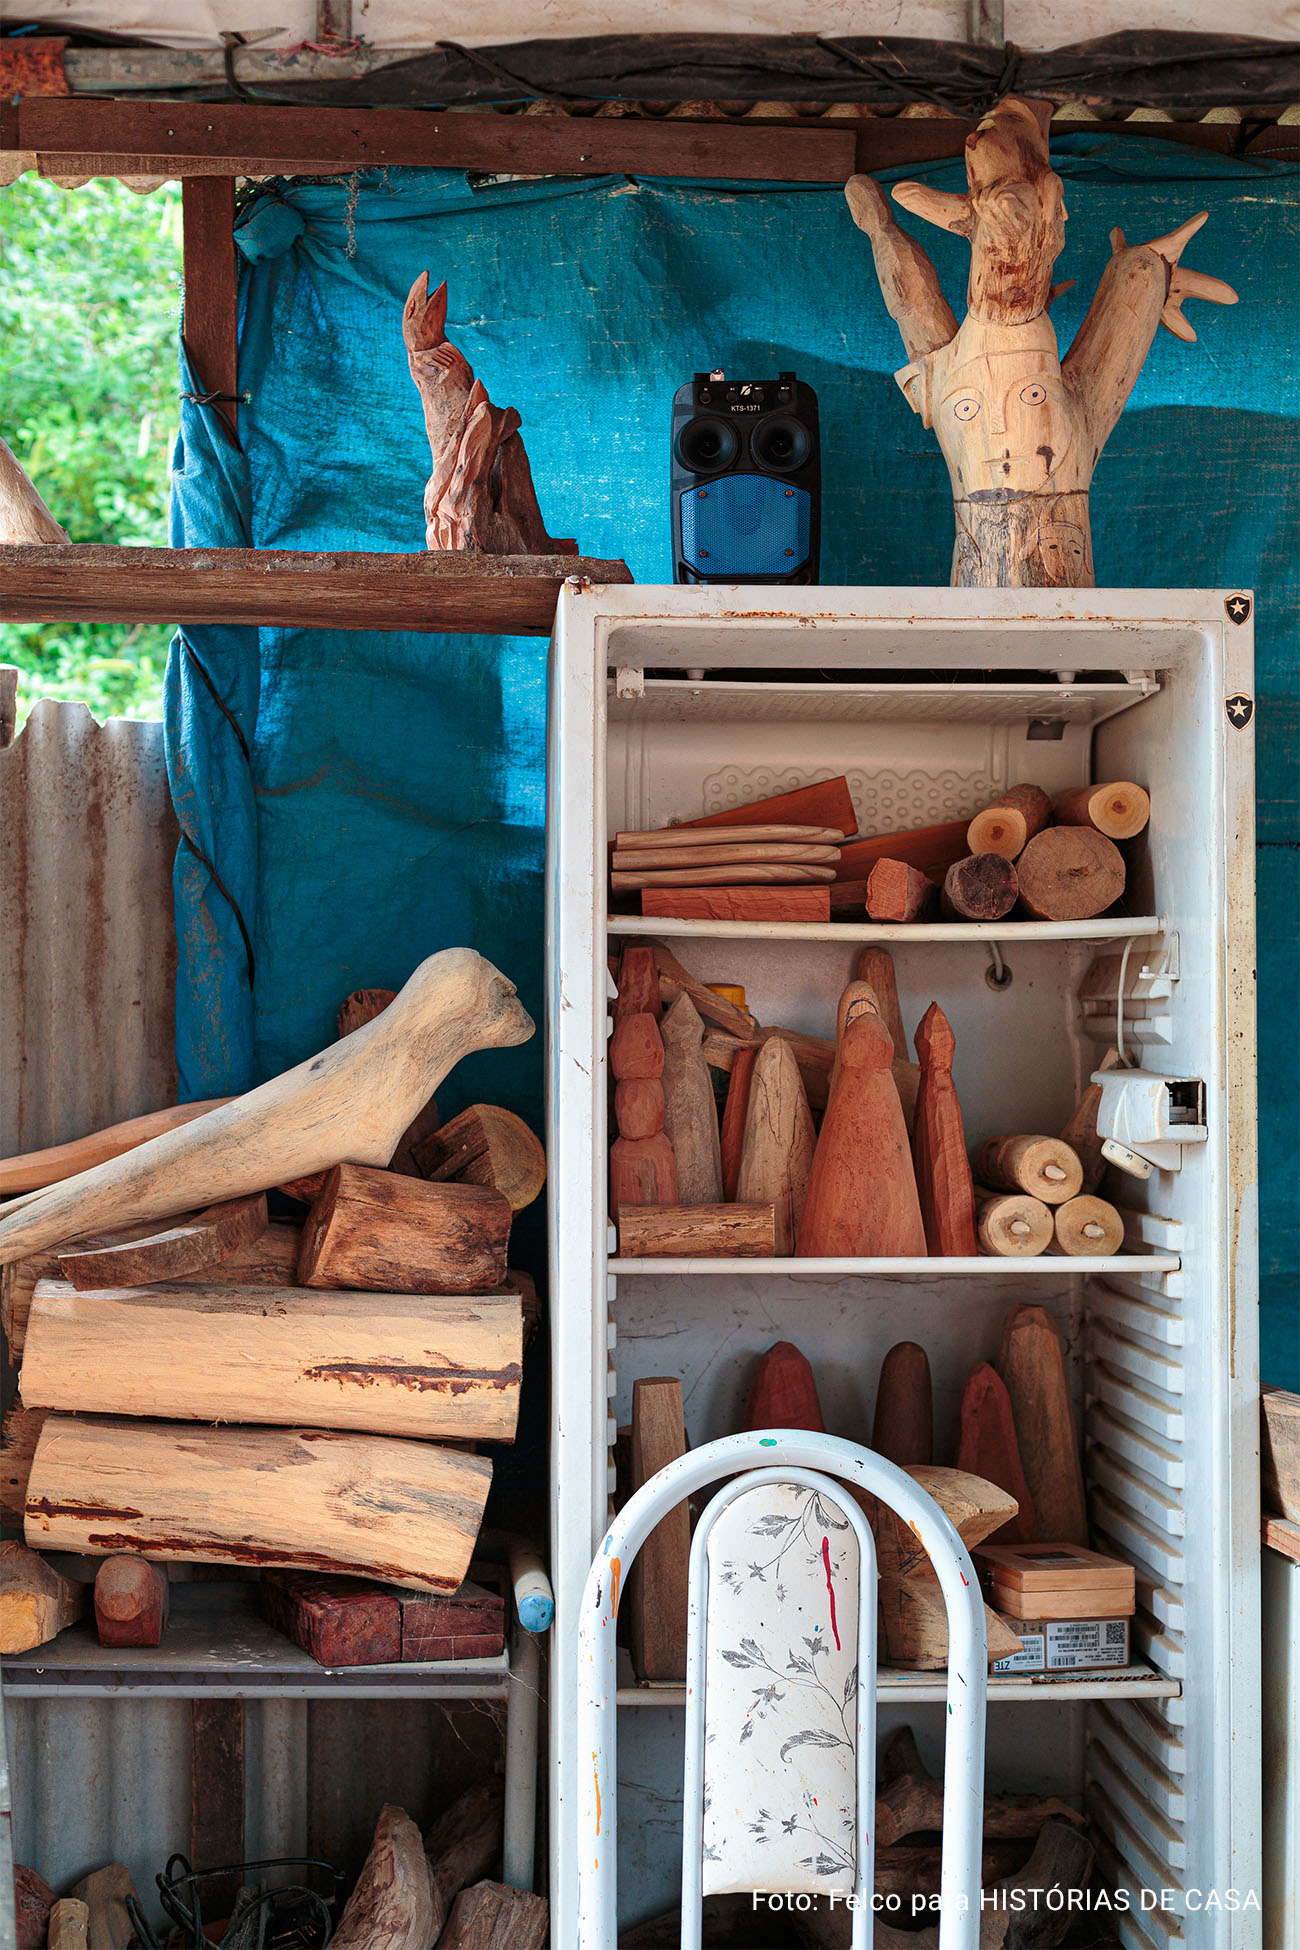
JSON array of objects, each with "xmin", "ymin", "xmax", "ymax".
[
  {"xmin": 999, "ymin": 1303, "xmax": 1088, "ymax": 1545},
  {"xmin": 798, "ymin": 988, "xmax": 925, "ymax": 1258},
  {"xmin": 911, "ymin": 1002, "xmax": 977, "ymax": 1256},
  {"xmin": 872, "ymin": 1342, "xmax": 933, "ymax": 1466},
  {"xmin": 956, "ymin": 1363, "xmax": 1038, "ymax": 1544},
  {"xmin": 660, "ymin": 993, "xmax": 723, "ymax": 1204},
  {"xmin": 735, "ymin": 1037, "xmax": 815, "ymax": 1252},
  {"xmin": 744, "ymin": 1341, "xmax": 825, "ymax": 1432}
]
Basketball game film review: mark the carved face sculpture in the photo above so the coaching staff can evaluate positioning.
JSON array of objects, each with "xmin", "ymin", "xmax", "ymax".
[{"xmin": 897, "ymin": 314, "xmax": 1086, "ymax": 497}]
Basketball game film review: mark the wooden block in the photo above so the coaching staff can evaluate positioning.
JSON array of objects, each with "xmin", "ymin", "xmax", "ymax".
[
  {"xmin": 616, "ymin": 823, "xmax": 842, "ymax": 850},
  {"xmin": 660, "ymin": 993, "xmax": 723, "ymax": 1204},
  {"xmin": 1264, "ymin": 1515, "xmax": 1300, "ymax": 1564},
  {"xmin": 835, "ymin": 818, "xmax": 970, "ymax": 882},
  {"xmin": 828, "ymin": 876, "xmax": 869, "ymax": 915},
  {"xmin": 15, "ymin": 1867, "xmax": 54, "ymax": 1950},
  {"xmin": 48, "ymin": 1902, "xmax": 89, "ymax": 1950},
  {"xmin": 1262, "ymin": 1387, "xmax": 1300, "ymax": 1522},
  {"xmin": 1059, "ymin": 1045, "xmax": 1122, "ymax": 1194},
  {"xmin": 609, "ymin": 1012, "xmax": 665, "ymax": 1080},
  {"xmin": 336, "ymin": 987, "xmax": 441, "ymax": 1173},
  {"xmin": 616, "ymin": 1203, "xmax": 776, "ymax": 1259},
  {"xmin": 615, "ymin": 842, "xmax": 840, "ymax": 871},
  {"xmin": 94, "ymin": 1553, "xmax": 168, "ymax": 1647},
  {"xmin": 629, "ymin": 1377, "xmax": 690, "ymax": 1682},
  {"xmin": 744, "ymin": 1341, "xmax": 825, "ymax": 1432},
  {"xmin": 719, "ymin": 1043, "xmax": 759, "ymax": 1202},
  {"xmin": 0, "ymin": 1100, "xmax": 231, "ymax": 1198},
  {"xmin": 865, "ymin": 858, "xmax": 935, "ymax": 922},
  {"xmin": 999, "ymin": 1304, "xmax": 1088, "ymax": 1546},
  {"xmin": 261, "ymin": 1570, "xmax": 504, "ymax": 1665},
  {"xmin": 614, "ymin": 863, "xmax": 836, "ymax": 889},
  {"xmin": 639, "ymin": 886, "xmax": 831, "ymax": 922},
  {"xmin": 965, "ymin": 784, "xmax": 1050, "ymax": 860},
  {"xmin": 67, "ymin": 1868, "xmax": 137, "ymax": 1950},
  {"xmin": 279, "ymin": 1171, "xmax": 330, "ymax": 1202},
  {"xmin": 941, "ymin": 852, "xmax": 1019, "ymax": 921},
  {"xmin": 23, "ymin": 1279, "xmax": 522, "ymax": 1443},
  {"xmin": 911, "ymin": 1002, "xmax": 977, "ymax": 1256},
  {"xmin": 423, "ymin": 1779, "xmax": 505, "ymax": 1914},
  {"xmin": 872, "ymin": 1343, "xmax": 933, "ymax": 1466},
  {"xmin": 650, "ymin": 943, "xmax": 755, "ymax": 1038},
  {"xmin": 58, "ymin": 1193, "xmax": 268, "ymax": 1291},
  {"xmin": 332, "ymin": 1806, "xmax": 445, "ymax": 1950},
  {"xmin": 975, "ymin": 1190, "xmax": 1055, "ymax": 1257},
  {"xmin": 298, "ymin": 1164, "xmax": 511, "ymax": 1293},
  {"xmin": 681, "ymin": 777, "xmax": 856, "ymax": 838},
  {"xmin": 610, "ymin": 1133, "xmax": 678, "ymax": 1208},
  {"xmin": 1015, "ymin": 826, "xmax": 1126, "ymax": 921},
  {"xmin": 701, "ymin": 1027, "xmax": 752, "ymax": 1073},
  {"xmin": 0, "ymin": 1537, "xmax": 83, "ymax": 1653},
  {"xmin": 973, "ymin": 1135, "xmax": 1083, "ymax": 1205},
  {"xmin": 867, "ymin": 1465, "xmax": 1020, "ymax": 1583},
  {"xmin": 975, "ymin": 1541, "xmax": 1133, "ymax": 1605},
  {"xmin": 411, "ymin": 1105, "xmax": 546, "ymax": 1213},
  {"xmin": 1, "ymin": 1400, "xmax": 50, "ymax": 1527},
  {"xmin": 956, "ymin": 1364, "xmax": 1037, "ymax": 1544},
  {"xmin": 399, "ymin": 1578, "xmax": 506, "ymax": 1662},
  {"xmin": 614, "ymin": 1078, "xmax": 666, "ymax": 1140},
  {"xmin": 437, "ymin": 1880, "xmax": 547, "ymax": 1950},
  {"xmin": 1051, "ymin": 1194, "xmax": 1123, "ymax": 1255},
  {"xmin": 735, "ymin": 1037, "xmax": 815, "ymax": 1252},
  {"xmin": 25, "ymin": 1416, "xmax": 492, "ymax": 1594},
  {"xmin": 1052, "ymin": 780, "xmax": 1150, "ymax": 840},
  {"xmin": 614, "ymin": 943, "xmax": 662, "ymax": 1020}
]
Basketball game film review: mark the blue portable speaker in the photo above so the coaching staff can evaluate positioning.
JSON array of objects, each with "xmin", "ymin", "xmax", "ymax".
[{"xmin": 671, "ymin": 371, "xmax": 819, "ymax": 585}]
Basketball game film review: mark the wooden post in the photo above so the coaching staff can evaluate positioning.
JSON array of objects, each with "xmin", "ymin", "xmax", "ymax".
[
  {"xmin": 181, "ymin": 179, "xmax": 239, "ymax": 445},
  {"xmin": 190, "ymin": 1703, "xmax": 243, "ymax": 1908}
]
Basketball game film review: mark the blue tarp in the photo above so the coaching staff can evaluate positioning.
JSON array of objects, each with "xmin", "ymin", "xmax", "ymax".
[{"xmin": 165, "ymin": 139, "xmax": 1299, "ymax": 1377}]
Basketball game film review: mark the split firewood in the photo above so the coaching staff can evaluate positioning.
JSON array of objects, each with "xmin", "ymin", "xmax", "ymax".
[
  {"xmin": 24, "ymin": 1279, "xmax": 522, "ymax": 1443},
  {"xmin": 798, "ymin": 985, "xmax": 925, "ymax": 1257},
  {"xmin": 57, "ymin": 1193, "xmax": 268, "ymax": 1291},
  {"xmin": 956, "ymin": 1364, "xmax": 1038, "ymax": 1544},
  {"xmin": 941, "ymin": 853, "xmax": 1019, "ymax": 922},
  {"xmin": 1059, "ymin": 1045, "xmax": 1122, "ymax": 1194},
  {"xmin": 48, "ymin": 1903, "xmax": 89, "ymax": 1950},
  {"xmin": 836, "ymin": 818, "xmax": 970, "ymax": 882},
  {"xmin": 1052, "ymin": 781, "xmax": 1150, "ymax": 840},
  {"xmin": 15, "ymin": 1865, "xmax": 55, "ymax": 1950},
  {"xmin": 912, "ymin": 1002, "xmax": 977, "ymax": 1255},
  {"xmin": 436, "ymin": 1881, "xmax": 547, "ymax": 1950},
  {"xmin": 413, "ymin": 1105, "xmax": 545, "ymax": 1213},
  {"xmin": 744, "ymin": 1340, "xmax": 825, "ymax": 1432},
  {"xmin": 0, "ymin": 1537, "xmax": 83, "ymax": 1653},
  {"xmin": 975, "ymin": 1190, "xmax": 1054, "ymax": 1257},
  {"xmin": 298, "ymin": 1165, "xmax": 511, "ymax": 1294},
  {"xmin": 649, "ymin": 943, "xmax": 755, "ymax": 1038},
  {"xmin": 618, "ymin": 1202, "xmax": 776, "ymax": 1258},
  {"xmin": 404, "ymin": 271, "xmax": 572, "ymax": 557},
  {"xmin": 999, "ymin": 1304, "xmax": 1088, "ymax": 1545},
  {"xmin": 1262, "ymin": 1386, "xmax": 1300, "ymax": 1523},
  {"xmin": 972, "ymin": 1135, "xmax": 1082, "ymax": 1205},
  {"xmin": 629, "ymin": 1377, "xmax": 690, "ymax": 1682},
  {"xmin": 210, "ymin": 1218, "xmax": 303, "ymax": 1284},
  {"xmin": 966, "ymin": 786, "xmax": 1051, "ymax": 861},
  {"xmin": 876, "ymin": 1770, "xmax": 1084, "ymax": 1847},
  {"xmin": 735, "ymin": 1037, "xmax": 815, "ymax": 1252},
  {"xmin": 865, "ymin": 857, "xmax": 935, "ymax": 922},
  {"xmin": 640, "ymin": 886, "xmax": 830, "ymax": 922},
  {"xmin": 872, "ymin": 1342, "xmax": 933, "ymax": 1467},
  {"xmin": 719, "ymin": 1043, "xmax": 759, "ymax": 1202},
  {"xmin": 68, "ymin": 1869, "xmax": 138, "ymax": 1950},
  {"xmin": 981, "ymin": 1819, "xmax": 1096, "ymax": 1950},
  {"xmin": 880, "ymin": 1723, "xmax": 926, "ymax": 1786},
  {"xmin": 1052, "ymin": 1193, "xmax": 1123, "ymax": 1255},
  {"xmin": 659, "ymin": 993, "xmax": 723, "ymax": 1204},
  {"xmin": 1015, "ymin": 827, "xmax": 1125, "ymax": 921},
  {"xmin": 0, "ymin": 948, "xmax": 533, "ymax": 1268},
  {"xmin": 94, "ymin": 1553, "xmax": 169, "ymax": 1647},
  {"xmin": 424, "ymin": 1779, "xmax": 505, "ymax": 1914},
  {"xmin": 0, "ymin": 1099, "xmax": 231, "ymax": 1198},
  {"xmin": 337, "ymin": 987, "xmax": 441, "ymax": 1174},
  {"xmin": 25, "ymin": 1417, "xmax": 492, "ymax": 1594},
  {"xmin": 333, "ymin": 1803, "xmax": 445, "ymax": 1950},
  {"xmin": 614, "ymin": 943, "xmax": 662, "ymax": 1020},
  {"xmin": 680, "ymin": 777, "xmax": 856, "ymax": 838},
  {"xmin": 0, "ymin": 1400, "xmax": 50, "ymax": 1528}
]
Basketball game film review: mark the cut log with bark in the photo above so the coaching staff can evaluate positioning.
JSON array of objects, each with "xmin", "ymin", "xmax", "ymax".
[
  {"xmin": 976, "ymin": 1190, "xmax": 1054, "ymax": 1257},
  {"xmin": 1015, "ymin": 827, "xmax": 1125, "ymax": 921},
  {"xmin": 337, "ymin": 987, "xmax": 441, "ymax": 1174},
  {"xmin": 412, "ymin": 1106, "xmax": 546, "ymax": 1213},
  {"xmin": 48, "ymin": 1903, "xmax": 89, "ymax": 1950},
  {"xmin": 999, "ymin": 1305, "xmax": 1088, "ymax": 1546},
  {"xmin": 0, "ymin": 948, "xmax": 533, "ymax": 1268},
  {"xmin": 436, "ymin": 1881, "xmax": 547, "ymax": 1950},
  {"xmin": 424, "ymin": 1780, "xmax": 505, "ymax": 1914},
  {"xmin": 94, "ymin": 1553, "xmax": 169, "ymax": 1647},
  {"xmin": 941, "ymin": 853, "xmax": 1019, "ymax": 922},
  {"xmin": 1051, "ymin": 1193, "xmax": 1123, "ymax": 1256},
  {"xmin": 14, "ymin": 1866, "xmax": 54, "ymax": 1950},
  {"xmin": 798, "ymin": 986, "xmax": 925, "ymax": 1258},
  {"xmin": 639, "ymin": 886, "xmax": 831, "ymax": 922},
  {"xmin": 972, "ymin": 1136, "xmax": 1082, "ymax": 1205},
  {"xmin": 26, "ymin": 1417, "xmax": 492, "ymax": 1592},
  {"xmin": 261, "ymin": 1571, "xmax": 504, "ymax": 1665},
  {"xmin": 0, "ymin": 1400, "xmax": 49, "ymax": 1528},
  {"xmin": 68, "ymin": 1868, "xmax": 137, "ymax": 1950},
  {"xmin": 966, "ymin": 786, "xmax": 1051, "ymax": 861},
  {"xmin": 0, "ymin": 1099, "xmax": 231, "ymax": 1199},
  {"xmin": 911, "ymin": 1002, "xmax": 977, "ymax": 1255},
  {"xmin": 58, "ymin": 1194, "xmax": 268, "ymax": 1291},
  {"xmin": 1059, "ymin": 1046, "xmax": 1122, "ymax": 1194},
  {"xmin": 659, "ymin": 993, "xmax": 723, "ymax": 1205},
  {"xmin": 1052, "ymin": 781, "xmax": 1150, "ymax": 840},
  {"xmin": 680, "ymin": 777, "xmax": 856, "ymax": 838},
  {"xmin": 332, "ymin": 1803, "xmax": 444, "ymax": 1950},
  {"xmin": 744, "ymin": 1341, "xmax": 825, "ymax": 1433},
  {"xmin": 649, "ymin": 943, "xmax": 756, "ymax": 1039},
  {"xmin": 735, "ymin": 1036, "xmax": 815, "ymax": 1252},
  {"xmin": 23, "ymin": 1278, "xmax": 522, "ymax": 1442},
  {"xmin": 872, "ymin": 1343, "xmax": 933, "ymax": 1467},
  {"xmin": 0, "ymin": 1537, "xmax": 83, "ymax": 1652},
  {"xmin": 865, "ymin": 858, "xmax": 935, "ymax": 922},
  {"xmin": 298, "ymin": 1165, "xmax": 511, "ymax": 1295},
  {"xmin": 628, "ymin": 1377, "xmax": 690, "ymax": 1683},
  {"xmin": 616, "ymin": 1202, "xmax": 776, "ymax": 1259},
  {"xmin": 956, "ymin": 1364, "xmax": 1038, "ymax": 1544}
]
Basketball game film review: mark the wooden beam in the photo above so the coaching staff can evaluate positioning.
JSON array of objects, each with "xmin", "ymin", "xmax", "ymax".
[
  {"xmin": 0, "ymin": 544, "xmax": 633, "ymax": 635},
  {"xmin": 20, "ymin": 98, "xmax": 856, "ymax": 183},
  {"xmin": 182, "ymin": 177, "xmax": 239, "ymax": 443},
  {"xmin": 190, "ymin": 1701, "xmax": 244, "ymax": 1913}
]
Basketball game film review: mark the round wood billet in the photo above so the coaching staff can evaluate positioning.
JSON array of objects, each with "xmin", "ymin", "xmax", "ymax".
[
  {"xmin": 616, "ymin": 1202, "xmax": 776, "ymax": 1259},
  {"xmin": 1052, "ymin": 1194, "xmax": 1124, "ymax": 1256},
  {"xmin": 23, "ymin": 1279, "xmax": 523, "ymax": 1442},
  {"xmin": 973, "ymin": 1136, "xmax": 1083, "ymax": 1205},
  {"xmin": 609, "ymin": 1012, "xmax": 664, "ymax": 1081},
  {"xmin": 299, "ymin": 1164, "xmax": 511, "ymax": 1292},
  {"xmin": 975, "ymin": 1191, "xmax": 1055, "ymax": 1257},
  {"xmin": 1051, "ymin": 781, "xmax": 1150, "ymax": 841},
  {"xmin": 941, "ymin": 853, "xmax": 1019, "ymax": 922},
  {"xmin": 411, "ymin": 1104, "xmax": 546, "ymax": 1213},
  {"xmin": 966, "ymin": 786, "xmax": 1051, "ymax": 862},
  {"xmin": 25, "ymin": 1415, "xmax": 491, "ymax": 1592},
  {"xmin": 614, "ymin": 1078, "xmax": 666, "ymax": 1141},
  {"xmin": 94, "ymin": 1553, "xmax": 169, "ymax": 1647},
  {"xmin": 1015, "ymin": 826, "xmax": 1125, "ymax": 921}
]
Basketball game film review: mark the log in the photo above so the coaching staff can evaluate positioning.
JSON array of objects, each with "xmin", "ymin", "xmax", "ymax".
[
  {"xmin": 94, "ymin": 1553, "xmax": 168, "ymax": 1647},
  {"xmin": 424, "ymin": 1780, "xmax": 505, "ymax": 1914},
  {"xmin": 609, "ymin": 1134, "xmax": 678, "ymax": 1209},
  {"xmin": 1059, "ymin": 1046, "xmax": 1122, "ymax": 1194},
  {"xmin": 25, "ymin": 1417, "xmax": 492, "ymax": 1593},
  {"xmin": 639, "ymin": 887, "xmax": 831, "ymax": 922},
  {"xmin": 659, "ymin": 993, "xmax": 723, "ymax": 1204},
  {"xmin": 911, "ymin": 1002, "xmax": 977, "ymax": 1255},
  {"xmin": 0, "ymin": 1401, "xmax": 49, "ymax": 1528},
  {"xmin": 58, "ymin": 1194, "xmax": 268, "ymax": 1291},
  {"xmin": 614, "ymin": 943, "xmax": 662, "ymax": 1020},
  {"xmin": 0, "ymin": 948, "xmax": 534, "ymax": 1267},
  {"xmin": 0, "ymin": 1099, "xmax": 230, "ymax": 1197},
  {"xmin": 0, "ymin": 1537, "xmax": 83, "ymax": 1653},
  {"xmin": 865, "ymin": 858, "xmax": 935, "ymax": 922},
  {"xmin": 972, "ymin": 1136, "xmax": 1082, "ymax": 1205},
  {"xmin": 983, "ymin": 1820, "xmax": 1096, "ymax": 1950},
  {"xmin": 735, "ymin": 1037, "xmax": 815, "ymax": 1252},
  {"xmin": 616, "ymin": 1203, "xmax": 776, "ymax": 1259},
  {"xmin": 976, "ymin": 1190, "xmax": 1055, "ymax": 1258},
  {"xmin": 67, "ymin": 1870, "xmax": 136, "ymax": 1950},
  {"xmin": 955, "ymin": 1364, "xmax": 1038, "ymax": 1544},
  {"xmin": 614, "ymin": 863, "xmax": 836, "ymax": 890},
  {"xmin": 999, "ymin": 1305, "xmax": 1088, "ymax": 1546},
  {"xmin": 1051, "ymin": 781, "xmax": 1150, "ymax": 841},
  {"xmin": 298, "ymin": 1165, "xmax": 511, "ymax": 1294},
  {"xmin": 629, "ymin": 1377, "xmax": 690, "ymax": 1682},
  {"xmin": 649, "ymin": 943, "xmax": 756, "ymax": 1038},
  {"xmin": 876, "ymin": 1772, "xmax": 1083, "ymax": 1847},
  {"xmin": 872, "ymin": 1343, "xmax": 933, "ymax": 1467},
  {"xmin": 1262, "ymin": 1387, "xmax": 1300, "ymax": 1523},
  {"xmin": 436, "ymin": 1881, "xmax": 547, "ymax": 1950},
  {"xmin": 614, "ymin": 1079, "xmax": 666, "ymax": 1140},
  {"xmin": 681, "ymin": 778, "xmax": 856, "ymax": 838},
  {"xmin": 835, "ymin": 819, "xmax": 970, "ymax": 882},
  {"xmin": 337, "ymin": 988, "xmax": 442, "ymax": 1174},
  {"xmin": 941, "ymin": 853, "xmax": 1019, "ymax": 921},
  {"xmin": 798, "ymin": 987, "xmax": 925, "ymax": 1258},
  {"xmin": 24, "ymin": 1279, "xmax": 522, "ymax": 1442},
  {"xmin": 617, "ymin": 823, "xmax": 842, "ymax": 850},
  {"xmin": 614, "ymin": 842, "xmax": 840, "ymax": 871},
  {"xmin": 609, "ymin": 1013, "xmax": 664, "ymax": 1080},
  {"xmin": 412, "ymin": 1106, "xmax": 545, "ymax": 1214},
  {"xmin": 15, "ymin": 1867, "xmax": 54, "ymax": 1950},
  {"xmin": 332, "ymin": 1804, "xmax": 444, "ymax": 1950},
  {"xmin": 48, "ymin": 1904, "xmax": 89, "ymax": 1950},
  {"xmin": 1014, "ymin": 827, "xmax": 1125, "ymax": 921},
  {"xmin": 1051, "ymin": 1194, "xmax": 1123, "ymax": 1256},
  {"xmin": 744, "ymin": 1341, "xmax": 825, "ymax": 1432},
  {"xmin": 965, "ymin": 785, "xmax": 1051, "ymax": 860},
  {"xmin": 261, "ymin": 1571, "xmax": 504, "ymax": 1665},
  {"xmin": 719, "ymin": 1043, "xmax": 759, "ymax": 1202}
]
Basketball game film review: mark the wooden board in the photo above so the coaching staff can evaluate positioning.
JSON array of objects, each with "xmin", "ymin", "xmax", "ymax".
[
  {"xmin": 719, "ymin": 1043, "xmax": 759, "ymax": 1203},
  {"xmin": 835, "ymin": 819, "xmax": 970, "ymax": 881},
  {"xmin": 260, "ymin": 1570, "xmax": 505, "ymax": 1665},
  {"xmin": 650, "ymin": 944, "xmax": 756, "ymax": 1039},
  {"xmin": 616, "ymin": 824, "xmax": 841, "ymax": 850},
  {"xmin": 680, "ymin": 777, "xmax": 856, "ymax": 838},
  {"xmin": 182, "ymin": 177, "xmax": 238, "ymax": 443},
  {"xmin": 629, "ymin": 1377, "xmax": 690, "ymax": 1682},
  {"xmin": 640, "ymin": 887, "xmax": 831, "ymax": 922},
  {"xmin": 614, "ymin": 863, "xmax": 836, "ymax": 888},
  {"xmin": 614, "ymin": 842, "xmax": 840, "ymax": 870}
]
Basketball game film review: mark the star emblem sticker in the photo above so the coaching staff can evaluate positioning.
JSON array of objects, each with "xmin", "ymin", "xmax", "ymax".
[
  {"xmin": 1225, "ymin": 593, "xmax": 1252, "ymax": 625},
  {"xmin": 1224, "ymin": 693, "xmax": 1254, "ymax": 729}
]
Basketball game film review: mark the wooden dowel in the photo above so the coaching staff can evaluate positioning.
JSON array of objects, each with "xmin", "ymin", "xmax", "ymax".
[
  {"xmin": 965, "ymin": 785, "xmax": 1050, "ymax": 860},
  {"xmin": 1052, "ymin": 781, "xmax": 1150, "ymax": 840},
  {"xmin": 972, "ymin": 1135, "xmax": 1083, "ymax": 1204}
]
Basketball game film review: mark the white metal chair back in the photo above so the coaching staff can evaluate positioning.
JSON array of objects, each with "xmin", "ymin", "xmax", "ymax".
[{"xmin": 575, "ymin": 1430, "xmax": 987, "ymax": 1950}]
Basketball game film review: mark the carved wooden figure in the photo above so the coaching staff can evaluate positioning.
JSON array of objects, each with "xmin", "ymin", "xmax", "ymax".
[
  {"xmin": 403, "ymin": 272, "xmax": 574, "ymax": 556},
  {"xmin": 610, "ymin": 1008, "xmax": 677, "ymax": 1210},
  {"xmin": 911, "ymin": 1003, "xmax": 978, "ymax": 1256},
  {"xmin": 798, "ymin": 985, "xmax": 926, "ymax": 1258},
  {"xmin": 659, "ymin": 993, "xmax": 723, "ymax": 1204},
  {"xmin": 735, "ymin": 1036, "xmax": 816, "ymax": 1252},
  {"xmin": 845, "ymin": 97, "xmax": 1236, "ymax": 586}
]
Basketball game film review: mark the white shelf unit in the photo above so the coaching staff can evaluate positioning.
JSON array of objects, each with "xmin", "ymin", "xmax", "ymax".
[{"xmin": 546, "ymin": 587, "xmax": 1259, "ymax": 1945}]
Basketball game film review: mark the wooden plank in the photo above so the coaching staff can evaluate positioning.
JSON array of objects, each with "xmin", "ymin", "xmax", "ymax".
[
  {"xmin": 181, "ymin": 177, "xmax": 238, "ymax": 442},
  {"xmin": 20, "ymin": 98, "xmax": 856, "ymax": 183},
  {"xmin": 191, "ymin": 1702, "xmax": 244, "ymax": 1913},
  {"xmin": 629, "ymin": 1377, "xmax": 690, "ymax": 1682},
  {"xmin": 0, "ymin": 544, "xmax": 632, "ymax": 635}
]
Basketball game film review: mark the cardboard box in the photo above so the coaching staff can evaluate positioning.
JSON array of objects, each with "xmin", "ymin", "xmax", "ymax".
[{"xmin": 992, "ymin": 1613, "xmax": 1131, "ymax": 1674}]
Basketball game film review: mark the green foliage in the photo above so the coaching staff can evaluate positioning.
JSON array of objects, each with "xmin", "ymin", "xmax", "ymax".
[{"xmin": 0, "ymin": 175, "xmax": 183, "ymax": 722}]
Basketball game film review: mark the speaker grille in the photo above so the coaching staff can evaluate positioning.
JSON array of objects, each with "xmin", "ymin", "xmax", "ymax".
[{"xmin": 679, "ymin": 474, "xmax": 811, "ymax": 577}]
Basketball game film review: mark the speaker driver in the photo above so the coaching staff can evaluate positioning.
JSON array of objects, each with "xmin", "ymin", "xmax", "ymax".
[
  {"xmin": 675, "ymin": 415, "xmax": 740, "ymax": 473},
  {"xmin": 750, "ymin": 414, "xmax": 811, "ymax": 474}
]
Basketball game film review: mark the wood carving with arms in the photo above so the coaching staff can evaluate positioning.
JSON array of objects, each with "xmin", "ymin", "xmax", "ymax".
[
  {"xmin": 404, "ymin": 272, "xmax": 574, "ymax": 556},
  {"xmin": 846, "ymin": 97, "xmax": 1236, "ymax": 586}
]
